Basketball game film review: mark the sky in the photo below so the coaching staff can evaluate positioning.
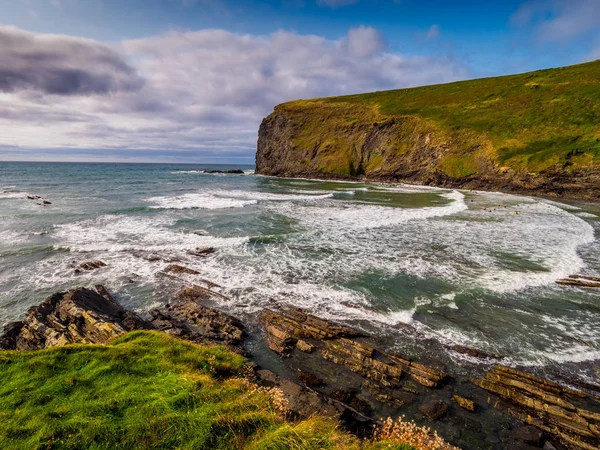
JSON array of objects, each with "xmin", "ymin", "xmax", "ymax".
[{"xmin": 0, "ymin": 0, "xmax": 599, "ymax": 163}]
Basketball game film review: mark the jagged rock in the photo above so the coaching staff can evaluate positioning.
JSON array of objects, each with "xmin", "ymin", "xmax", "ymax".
[
  {"xmin": 473, "ymin": 365, "xmax": 600, "ymax": 450},
  {"xmin": 166, "ymin": 264, "xmax": 201, "ymax": 275},
  {"xmin": 0, "ymin": 287, "xmax": 146, "ymax": 350},
  {"xmin": 453, "ymin": 394, "xmax": 476, "ymax": 412},
  {"xmin": 329, "ymin": 389, "xmax": 372, "ymax": 416},
  {"xmin": 79, "ymin": 260, "xmax": 107, "ymax": 271},
  {"xmin": 296, "ymin": 339, "xmax": 314, "ymax": 353},
  {"xmin": 419, "ymin": 399, "xmax": 449, "ymax": 421},
  {"xmin": 510, "ymin": 426, "xmax": 544, "ymax": 446},
  {"xmin": 149, "ymin": 287, "xmax": 245, "ymax": 348},
  {"xmin": 188, "ymin": 247, "xmax": 215, "ymax": 257}
]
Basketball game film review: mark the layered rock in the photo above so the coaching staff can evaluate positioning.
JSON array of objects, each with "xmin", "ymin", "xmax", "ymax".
[
  {"xmin": 261, "ymin": 308, "xmax": 447, "ymax": 390},
  {"xmin": 473, "ymin": 365, "xmax": 600, "ymax": 450},
  {"xmin": 0, "ymin": 287, "xmax": 146, "ymax": 350},
  {"xmin": 556, "ymin": 275, "xmax": 600, "ymax": 289}
]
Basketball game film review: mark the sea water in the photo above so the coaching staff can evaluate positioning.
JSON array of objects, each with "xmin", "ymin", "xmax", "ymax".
[{"xmin": 1, "ymin": 162, "xmax": 599, "ymax": 382}]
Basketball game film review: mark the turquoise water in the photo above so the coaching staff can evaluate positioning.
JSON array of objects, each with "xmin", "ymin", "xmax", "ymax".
[{"xmin": 1, "ymin": 162, "xmax": 599, "ymax": 381}]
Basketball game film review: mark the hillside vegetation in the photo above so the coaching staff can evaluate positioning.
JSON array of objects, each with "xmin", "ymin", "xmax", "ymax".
[
  {"xmin": 0, "ymin": 331, "xmax": 415, "ymax": 450},
  {"xmin": 256, "ymin": 60, "xmax": 600, "ymax": 199}
]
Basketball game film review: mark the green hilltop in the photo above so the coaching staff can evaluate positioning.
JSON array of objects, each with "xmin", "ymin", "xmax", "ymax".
[{"xmin": 256, "ymin": 60, "xmax": 600, "ymax": 199}]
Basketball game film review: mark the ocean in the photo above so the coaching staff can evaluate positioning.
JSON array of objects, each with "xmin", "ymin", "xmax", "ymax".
[{"xmin": 1, "ymin": 161, "xmax": 599, "ymax": 383}]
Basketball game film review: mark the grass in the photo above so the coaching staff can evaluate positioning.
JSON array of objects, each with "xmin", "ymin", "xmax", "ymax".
[
  {"xmin": 271, "ymin": 60, "xmax": 600, "ymax": 179},
  {"xmin": 0, "ymin": 331, "xmax": 418, "ymax": 450}
]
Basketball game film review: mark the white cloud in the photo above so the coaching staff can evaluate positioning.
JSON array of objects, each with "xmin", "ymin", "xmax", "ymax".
[
  {"xmin": 0, "ymin": 26, "xmax": 468, "ymax": 161},
  {"xmin": 512, "ymin": 0, "xmax": 600, "ymax": 42}
]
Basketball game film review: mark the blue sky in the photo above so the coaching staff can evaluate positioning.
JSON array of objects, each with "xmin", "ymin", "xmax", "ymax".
[{"xmin": 0, "ymin": 0, "xmax": 599, "ymax": 162}]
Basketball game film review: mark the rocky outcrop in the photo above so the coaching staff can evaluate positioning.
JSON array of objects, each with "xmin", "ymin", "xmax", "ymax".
[
  {"xmin": 556, "ymin": 275, "xmax": 600, "ymax": 289},
  {"xmin": 148, "ymin": 287, "xmax": 245, "ymax": 349},
  {"xmin": 473, "ymin": 365, "xmax": 600, "ymax": 450},
  {"xmin": 0, "ymin": 287, "xmax": 146, "ymax": 350},
  {"xmin": 0, "ymin": 285, "xmax": 244, "ymax": 352},
  {"xmin": 261, "ymin": 308, "xmax": 447, "ymax": 390},
  {"xmin": 256, "ymin": 101, "xmax": 600, "ymax": 201}
]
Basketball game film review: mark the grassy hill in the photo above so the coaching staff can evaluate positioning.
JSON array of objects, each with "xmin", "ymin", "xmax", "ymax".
[
  {"xmin": 256, "ymin": 60, "xmax": 600, "ymax": 199},
  {"xmin": 0, "ymin": 331, "xmax": 418, "ymax": 450}
]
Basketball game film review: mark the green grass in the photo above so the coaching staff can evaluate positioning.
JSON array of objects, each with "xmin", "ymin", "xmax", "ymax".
[
  {"xmin": 273, "ymin": 60, "xmax": 600, "ymax": 178},
  {"xmin": 0, "ymin": 331, "xmax": 415, "ymax": 450}
]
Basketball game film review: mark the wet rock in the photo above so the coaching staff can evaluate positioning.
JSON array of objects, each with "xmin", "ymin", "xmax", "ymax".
[
  {"xmin": 188, "ymin": 247, "xmax": 215, "ymax": 257},
  {"xmin": 0, "ymin": 287, "xmax": 147, "ymax": 350},
  {"xmin": 149, "ymin": 287, "xmax": 245, "ymax": 348},
  {"xmin": 79, "ymin": 260, "xmax": 107, "ymax": 271},
  {"xmin": 296, "ymin": 339, "xmax": 314, "ymax": 353},
  {"xmin": 556, "ymin": 275, "xmax": 600, "ymax": 288},
  {"xmin": 453, "ymin": 394, "xmax": 476, "ymax": 412},
  {"xmin": 510, "ymin": 426, "xmax": 544, "ymax": 446},
  {"xmin": 446, "ymin": 344, "xmax": 503, "ymax": 360},
  {"xmin": 42, "ymin": 200, "xmax": 52, "ymax": 205},
  {"xmin": 204, "ymin": 169, "xmax": 245, "ymax": 174},
  {"xmin": 297, "ymin": 369, "xmax": 324, "ymax": 388},
  {"xmin": 419, "ymin": 399, "xmax": 449, "ymax": 421},
  {"xmin": 166, "ymin": 264, "xmax": 200, "ymax": 275},
  {"xmin": 543, "ymin": 441, "xmax": 567, "ymax": 450},
  {"xmin": 473, "ymin": 365, "xmax": 600, "ymax": 450}
]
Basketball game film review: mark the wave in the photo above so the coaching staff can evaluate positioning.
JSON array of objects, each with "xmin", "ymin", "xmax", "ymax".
[{"xmin": 148, "ymin": 193, "xmax": 257, "ymax": 210}]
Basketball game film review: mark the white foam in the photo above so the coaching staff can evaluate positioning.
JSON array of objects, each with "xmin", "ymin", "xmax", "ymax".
[{"xmin": 148, "ymin": 193, "xmax": 257, "ymax": 210}]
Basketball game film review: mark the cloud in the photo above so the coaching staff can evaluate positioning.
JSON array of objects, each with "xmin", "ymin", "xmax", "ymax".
[
  {"xmin": 316, "ymin": 0, "xmax": 359, "ymax": 8},
  {"xmin": 426, "ymin": 24, "xmax": 440, "ymax": 40},
  {"xmin": 0, "ymin": 26, "xmax": 468, "ymax": 162},
  {"xmin": 512, "ymin": 0, "xmax": 600, "ymax": 43},
  {"xmin": 0, "ymin": 26, "xmax": 143, "ymax": 95}
]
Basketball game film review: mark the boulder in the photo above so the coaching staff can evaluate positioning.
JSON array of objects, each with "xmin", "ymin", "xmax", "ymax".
[
  {"xmin": 166, "ymin": 264, "xmax": 201, "ymax": 275},
  {"xmin": 453, "ymin": 394, "xmax": 476, "ymax": 412},
  {"xmin": 188, "ymin": 247, "xmax": 215, "ymax": 257},
  {"xmin": 78, "ymin": 260, "xmax": 107, "ymax": 271},
  {"xmin": 419, "ymin": 399, "xmax": 449, "ymax": 421}
]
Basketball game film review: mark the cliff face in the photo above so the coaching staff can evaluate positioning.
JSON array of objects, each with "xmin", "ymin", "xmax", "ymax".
[{"xmin": 256, "ymin": 61, "xmax": 600, "ymax": 200}]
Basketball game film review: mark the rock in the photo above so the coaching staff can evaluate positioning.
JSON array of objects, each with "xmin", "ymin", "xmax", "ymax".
[
  {"xmin": 204, "ymin": 169, "xmax": 245, "ymax": 174},
  {"xmin": 419, "ymin": 399, "xmax": 449, "ymax": 421},
  {"xmin": 256, "ymin": 369, "xmax": 345, "ymax": 420},
  {"xmin": 329, "ymin": 389, "xmax": 372, "ymax": 416},
  {"xmin": 0, "ymin": 321, "xmax": 24, "ymax": 350},
  {"xmin": 453, "ymin": 394, "xmax": 476, "ymax": 412},
  {"xmin": 165, "ymin": 264, "xmax": 200, "ymax": 275},
  {"xmin": 543, "ymin": 441, "xmax": 567, "ymax": 450},
  {"xmin": 27, "ymin": 195, "xmax": 42, "ymax": 200},
  {"xmin": 261, "ymin": 307, "xmax": 447, "ymax": 393},
  {"xmin": 297, "ymin": 369, "xmax": 324, "ymax": 388},
  {"xmin": 149, "ymin": 287, "xmax": 245, "ymax": 348},
  {"xmin": 188, "ymin": 247, "xmax": 215, "ymax": 257},
  {"xmin": 446, "ymin": 344, "xmax": 503, "ymax": 360},
  {"xmin": 0, "ymin": 288, "xmax": 147, "ymax": 350},
  {"xmin": 78, "ymin": 260, "xmax": 107, "ymax": 271},
  {"xmin": 42, "ymin": 200, "xmax": 52, "ymax": 205},
  {"xmin": 556, "ymin": 276, "xmax": 600, "ymax": 288},
  {"xmin": 296, "ymin": 339, "xmax": 314, "ymax": 353},
  {"xmin": 473, "ymin": 365, "xmax": 600, "ymax": 450},
  {"xmin": 510, "ymin": 426, "xmax": 544, "ymax": 446}
]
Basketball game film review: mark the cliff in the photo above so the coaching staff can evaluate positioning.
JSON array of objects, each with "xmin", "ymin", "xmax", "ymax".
[{"xmin": 256, "ymin": 60, "xmax": 600, "ymax": 200}]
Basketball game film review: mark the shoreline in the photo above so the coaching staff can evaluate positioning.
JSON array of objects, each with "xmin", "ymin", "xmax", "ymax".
[{"xmin": 2, "ymin": 283, "xmax": 599, "ymax": 450}]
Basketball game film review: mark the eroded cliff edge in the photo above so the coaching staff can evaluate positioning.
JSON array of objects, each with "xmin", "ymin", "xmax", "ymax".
[{"xmin": 256, "ymin": 61, "xmax": 600, "ymax": 200}]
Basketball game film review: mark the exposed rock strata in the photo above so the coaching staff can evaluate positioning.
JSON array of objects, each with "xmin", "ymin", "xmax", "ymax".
[{"xmin": 473, "ymin": 365, "xmax": 600, "ymax": 450}]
